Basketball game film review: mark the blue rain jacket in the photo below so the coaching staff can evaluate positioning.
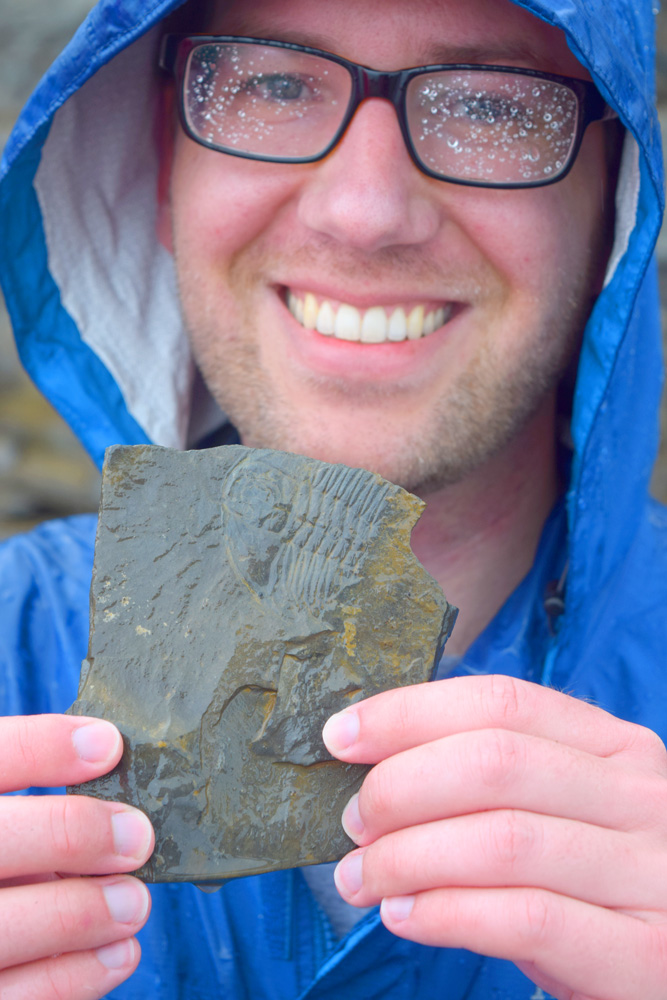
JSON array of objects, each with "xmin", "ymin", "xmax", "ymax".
[{"xmin": 1, "ymin": 0, "xmax": 666, "ymax": 996}]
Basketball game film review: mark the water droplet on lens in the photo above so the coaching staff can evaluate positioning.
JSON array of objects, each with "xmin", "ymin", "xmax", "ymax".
[{"xmin": 522, "ymin": 145, "xmax": 540, "ymax": 163}]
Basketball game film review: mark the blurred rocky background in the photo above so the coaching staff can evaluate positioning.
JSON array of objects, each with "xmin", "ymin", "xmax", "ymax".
[
  {"xmin": 652, "ymin": 8, "xmax": 667, "ymax": 501},
  {"xmin": 0, "ymin": 0, "xmax": 100, "ymax": 538},
  {"xmin": 0, "ymin": 0, "xmax": 666, "ymax": 538}
]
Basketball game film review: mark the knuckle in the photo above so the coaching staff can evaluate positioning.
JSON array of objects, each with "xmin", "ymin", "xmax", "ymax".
[
  {"xmin": 648, "ymin": 780, "xmax": 667, "ymax": 834},
  {"xmin": 47, "ymin": 797, "xmax": 82, "ymax": 858},
  {"xmin": 627, "ymin": 725, "xmax": 667, "ymax": 771},
  {"xmin": 51, "ymin": 878, "xmax": 100, "ymax": 941},
  {"xmin": 44, "ymin": 960, "xmax": 77, "ymax": 1000},
  {"xmin": 481, "ymin": 675, "xmax": 530, "ymax": 727},
  {"xmin": 368, "ymin": 830, "xmax": 431, "ymax": 902},
  {"xmin": 366, "ymin": 836, "xmax": 403, "ymax": 893},
  {"xmin": 386, "ymin": 687, "xmax": 418, "ymax": 744},
  {"xmin": 51, "ymin": 880, "xmax": 81, "ymax": 939},
  {"xmin": 362, "ymin": 759, "xmax": 396, "ymax": 821},
  {"xmin": 645, "ymin": 925, "xmax": 667, "ymax": 980},
  {"xmin": 482, "ymin": 809, "xmax": 540, "ymax": 872},
  {"xmin": 12, "ymin": 717, "xmax": 40, "ymax": 776},
  {"xmin": 473, "ymin": 674, "xmax": 532, "ymax": 728},
  {"xmin": 520, "ymin": 888, "xmax": 563, "ymax": 953},
  {"xmin": 470, "ymin": 728, "xmax": 527, "ymax": 792}
]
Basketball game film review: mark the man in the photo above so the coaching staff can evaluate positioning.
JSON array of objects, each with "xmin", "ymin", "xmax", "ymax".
[{"xmin": 0, "ymin": 0, "xmax": 666, "ymax": 996}]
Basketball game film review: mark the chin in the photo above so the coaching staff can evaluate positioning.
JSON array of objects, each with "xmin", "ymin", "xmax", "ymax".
[
  {"xmin": 239, "ymin": 422, "xmax": 454, "ymax": 493},
  {"xmin": 241, "ymin": 427, "xmax": 382, "ymax": 474}
]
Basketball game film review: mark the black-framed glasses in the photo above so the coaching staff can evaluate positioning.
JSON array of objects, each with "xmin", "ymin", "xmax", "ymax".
[{"xmin": 159, "ymin": 35, "xmax": 617, "ymax": 189}]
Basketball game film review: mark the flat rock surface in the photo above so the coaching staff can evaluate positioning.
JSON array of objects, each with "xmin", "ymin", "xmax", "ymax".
[{"xmin": 68, "ymin": 444, "xmax": 457, "ymax": 883}]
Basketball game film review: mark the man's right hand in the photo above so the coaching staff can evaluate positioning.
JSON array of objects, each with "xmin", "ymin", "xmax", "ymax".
[{"xmin": 0, "ymin": 714, "xmax": 154, "ymax": 999}]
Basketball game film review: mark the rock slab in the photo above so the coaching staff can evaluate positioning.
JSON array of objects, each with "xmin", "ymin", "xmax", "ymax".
[{"xmin": 68, "ymin": 445, "xmax": 457, "ymax": 883}]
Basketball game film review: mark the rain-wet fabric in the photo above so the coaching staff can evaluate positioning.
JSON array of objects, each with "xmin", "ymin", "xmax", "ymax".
[{"xmin": 0, "ymin": 0, "xmax": 666, "ymax": 997}]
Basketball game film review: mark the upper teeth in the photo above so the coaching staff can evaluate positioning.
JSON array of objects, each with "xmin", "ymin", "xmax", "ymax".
[{"xmin": 287, "ymin": 292, "xmax": 452, "ymax": 343}]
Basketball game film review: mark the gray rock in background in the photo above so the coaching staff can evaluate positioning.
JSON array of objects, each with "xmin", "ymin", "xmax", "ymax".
[
  {"xmin": 652, "ymin": 6, "xmax": 667, "ymax": 503},
  {"xmin": 0, "ymin": 0, "xmax": 88, "ymax": 145},
  {"xmin": 0, "ymin": 0, "xmax": 100, "ymax": 537},
  {"xmin": 0, "ymin": 0, "xmax": 666, "ymax": 538},
  {"xmin": 0, "ymin": 0, "xmax": 96, "ymax": 379}
]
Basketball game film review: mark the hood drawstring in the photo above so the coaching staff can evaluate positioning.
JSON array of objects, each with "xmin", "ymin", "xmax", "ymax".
[{"xmin": 544, "ymin": 561, "xmax": 569, "ymax": 636}]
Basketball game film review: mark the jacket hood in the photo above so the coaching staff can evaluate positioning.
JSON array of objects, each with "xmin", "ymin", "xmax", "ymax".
[{"xmin": 0, "ymin": 0, "xmax": 664, "ymax": 671}]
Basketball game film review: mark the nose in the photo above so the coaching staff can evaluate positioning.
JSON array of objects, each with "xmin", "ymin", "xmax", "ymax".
[{"xmin": 297, "ymin": 98, "xmax": 442, "ymax": 252}]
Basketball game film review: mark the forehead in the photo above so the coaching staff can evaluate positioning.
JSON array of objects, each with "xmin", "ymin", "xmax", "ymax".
[{"xmin": 203, "ymin": 0, "xmax": 589, "ymax": 78}]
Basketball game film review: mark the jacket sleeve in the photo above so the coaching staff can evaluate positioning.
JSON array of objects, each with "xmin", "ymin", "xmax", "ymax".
[{"xmin": 0, "ymin": 514, "xmax": 97, "ymax": 718}]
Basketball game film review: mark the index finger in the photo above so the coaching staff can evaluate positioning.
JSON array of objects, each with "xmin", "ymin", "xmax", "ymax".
[
  {"xmin": 0, "ymin": 715, "xmax": 123, "ymax": 793},
  {"xmin": 322, "ymin": 675, "xmax": 666, "ymax": 767}
]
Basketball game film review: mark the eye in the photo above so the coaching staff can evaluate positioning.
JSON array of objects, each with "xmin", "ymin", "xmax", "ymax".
[
  {"xmin": 243, "ymin": 72, "xmax": 312, "ymax": 102},
  {"xmin": 453, "ymin": 95, "xmax": 526, "ymax": 123}
]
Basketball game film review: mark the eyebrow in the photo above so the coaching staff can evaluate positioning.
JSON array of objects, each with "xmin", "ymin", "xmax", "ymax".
[
  {"xmin": 425, "ymin": 42, "xmax": 545, "ymax": 67},
  {"xmin": 211, "ymin": 25, "xmax": 546, "ymax": 69}
]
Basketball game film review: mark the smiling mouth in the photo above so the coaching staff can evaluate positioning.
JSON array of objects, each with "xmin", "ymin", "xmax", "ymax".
[{"xmin": 286, "ymin": 290, "xmax": 455, "ymax": 343}]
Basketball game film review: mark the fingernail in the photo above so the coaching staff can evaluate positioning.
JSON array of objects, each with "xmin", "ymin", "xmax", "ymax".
[
  {"xmin": 96, "ymin": 938, "xmax": 136, "ymax": 970},
  {"xmin": 72, "ymin": 721, "xmax": 121, "ymax": 764},
  {"xmin": 341, "ymin": 793, "xmax": 365, "ymax": 841},
  {"xmin": 103, "ymin": 880, "xmax": 150, "ymax": 924},
  {"xmin": 381, "ymin": 895, "xmax": 415, "ymax": 923},
  {"xmin": 334, "ymin": 852, "xmax": 364, "ymax": 897},
  {"xmin": 111, "ymin": 810, "xmax": 153, "ymax": 860},
  {"xmin": 322, "ymin": 710, "xmax": 359, "ymax": 753}
]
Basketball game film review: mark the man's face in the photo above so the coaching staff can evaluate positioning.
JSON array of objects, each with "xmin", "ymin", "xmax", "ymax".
[{"xmin": 161, "ymin": 0, "xmax": 613, "ymax": 491}]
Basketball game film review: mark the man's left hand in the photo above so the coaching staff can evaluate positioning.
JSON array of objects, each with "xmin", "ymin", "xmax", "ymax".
[{"xmin": 323, "ymin": 675, "xmax": 667, "ymax": 1000}]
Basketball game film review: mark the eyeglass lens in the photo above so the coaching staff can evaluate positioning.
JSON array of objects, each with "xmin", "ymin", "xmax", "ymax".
[
  {"xmin": 184, "ymin": 42, "xmax": 580, "ymax": 184},
  {"xmin": 185, "ymin": 43, "xmax": 353, "ymax": 158}
]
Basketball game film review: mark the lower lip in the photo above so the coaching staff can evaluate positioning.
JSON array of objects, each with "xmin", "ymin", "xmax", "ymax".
[{"xmin": 276, "ymin": 293, "xmax": 463, "ymax": 383}]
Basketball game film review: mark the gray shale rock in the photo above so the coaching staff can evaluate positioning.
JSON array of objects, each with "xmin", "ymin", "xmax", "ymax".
[{"xmin": 68, "ymin": 444, "xmax": 457, "ymax": 883}]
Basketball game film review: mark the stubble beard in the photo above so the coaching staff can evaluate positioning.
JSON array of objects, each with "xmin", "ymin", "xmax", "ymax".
[{"xmin": 176, "ymin": 247, "xmax": 593, "ymax": 495}]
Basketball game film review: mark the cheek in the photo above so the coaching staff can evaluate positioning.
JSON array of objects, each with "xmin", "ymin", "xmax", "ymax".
[
  {"xmin": 454, "ymin": 177, "xmax": 604, "ymax": 305},
  {"xmin": 170, "ymin": 139, "xmax": 304, "ymax": 264}
]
